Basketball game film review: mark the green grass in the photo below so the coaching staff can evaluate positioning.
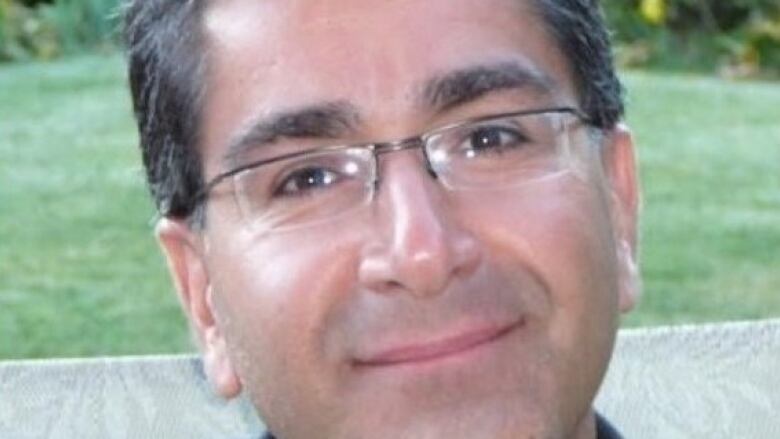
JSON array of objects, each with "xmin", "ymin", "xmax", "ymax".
[
  {"xmin": 1, "ymin": 54, "xmax": 779, "ymax": 359},
  {"xmin": 0, "ymin": 54, "xmax": 188, "ymax": 359},
  {"xmin": 622, "ymin": 71, "xmax": 780, "ymax": 326}
]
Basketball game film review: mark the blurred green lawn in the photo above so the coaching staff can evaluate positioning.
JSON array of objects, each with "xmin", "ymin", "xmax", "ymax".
[{"xmin": 1, "ymin": 54, "xmax": 779, "ymax": 360}]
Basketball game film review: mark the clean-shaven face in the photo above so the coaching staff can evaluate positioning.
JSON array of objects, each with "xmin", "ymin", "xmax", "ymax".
[{"xmin": 160, "ymin": 0, "xmax": 639, "ymax": 438}]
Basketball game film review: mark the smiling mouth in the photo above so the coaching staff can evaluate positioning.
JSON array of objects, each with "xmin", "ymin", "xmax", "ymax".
[{"xmin": 354, "ymin": 318, "xmax": 524, "ymax": 368}]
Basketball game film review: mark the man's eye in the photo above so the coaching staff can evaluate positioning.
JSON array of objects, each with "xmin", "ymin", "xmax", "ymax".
[
  {"xmin": 274, "ymin": 167, "xmax": 340, "ymax": 197},
  {"xmin": 461, "ymin": 126, "xmax": 529, "ymax": 157}
]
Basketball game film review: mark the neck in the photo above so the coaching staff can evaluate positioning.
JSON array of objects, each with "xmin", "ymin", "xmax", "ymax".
[{"xmin": 569, "ymin": 410, "xmax": 598, "ymax": 439}]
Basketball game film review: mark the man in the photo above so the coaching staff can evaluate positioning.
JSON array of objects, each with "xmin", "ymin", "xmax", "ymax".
[{"xmin": 123, "ymin": 0, "xmax": 640, "ymax": 438}]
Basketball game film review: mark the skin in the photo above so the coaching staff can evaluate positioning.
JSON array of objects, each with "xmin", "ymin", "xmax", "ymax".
[{"xmin": 157, "ymin": 0, "xmax": 640, "ymax": 438}]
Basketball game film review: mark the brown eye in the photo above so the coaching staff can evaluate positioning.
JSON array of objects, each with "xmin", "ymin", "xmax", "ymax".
[
  {"xmin": 274, "ymin": 167, "xmax": 339, "ymax": 197},
  {"xmin": 463, "ymin": 126, "xmax": 529, "ymax": 157}
]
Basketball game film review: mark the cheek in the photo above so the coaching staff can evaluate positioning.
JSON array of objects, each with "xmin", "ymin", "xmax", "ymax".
[
  {"xmin": 464, "ymin": 178, "xmax": 620, "ymax": 399},
  {"xmin": 205, "ymin": 223, "xmax": 364, "ymax": 425},
  {"xmin": 469, "ymin": 179, "xmax": 620, "ymax": 317},
  {"xmin": 209, "ymin": 223, "xmax": 361, "ymax": 328}
]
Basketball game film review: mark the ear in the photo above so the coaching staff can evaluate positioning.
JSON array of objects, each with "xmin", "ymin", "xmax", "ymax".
[
  {"xmin": 601, "ymin": 124, "xmax": 641, "ymax": 313},
  {"xmin": 156, "ymin": 218, "xmax": 242, "ymax": 398}
]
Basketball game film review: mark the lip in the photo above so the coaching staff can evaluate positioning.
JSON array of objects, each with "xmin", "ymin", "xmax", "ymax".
[{"xmin": 354, "ymin": 318, "xmax": 523, "ymax": 368}]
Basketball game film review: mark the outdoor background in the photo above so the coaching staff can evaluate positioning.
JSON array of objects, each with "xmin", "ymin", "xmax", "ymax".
[{"xmin": 2, "ymin": 0, "xmax": 779, "ymax": 360}]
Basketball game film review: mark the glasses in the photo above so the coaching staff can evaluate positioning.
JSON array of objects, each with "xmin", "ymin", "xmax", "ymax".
[{"xmin": 199, "ymin": 107, "xmax": 591, "ymax": 233}]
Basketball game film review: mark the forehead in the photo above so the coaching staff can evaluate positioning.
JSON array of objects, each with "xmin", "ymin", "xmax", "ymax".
[{"xmin": 199, "ymin": 0, "xmax": 576, "ymax": 162}]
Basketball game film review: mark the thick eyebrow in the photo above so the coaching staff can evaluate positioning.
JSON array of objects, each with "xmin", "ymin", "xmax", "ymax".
[
  {"xmin": 223, "ymin": 63, "xmax": 555, "ymax": 163},
  {"xmin": 223, "ymin": 101, "xmax": 360, "ymax": 163},
  {"xmin": 421, "ymin": 62, "xmax": 557, "ymax": 112}
]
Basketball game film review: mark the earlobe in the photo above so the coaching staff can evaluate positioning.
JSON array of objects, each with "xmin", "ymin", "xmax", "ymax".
[
  {"xmin": 602, "ymin": 125, "xmax": 642, "ymax": 313},
  {"xmin": 156, "ymin": 218, "xmax": 243, "ymax": 398},
  {"xmin": 202, "ymin": 287, "xmax": 243, "ymax": 398}
]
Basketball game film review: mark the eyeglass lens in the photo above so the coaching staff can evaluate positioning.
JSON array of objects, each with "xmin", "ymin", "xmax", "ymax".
[{"xmin": 233, "ymin": 111, "xmax": 573, "ymax": 232}]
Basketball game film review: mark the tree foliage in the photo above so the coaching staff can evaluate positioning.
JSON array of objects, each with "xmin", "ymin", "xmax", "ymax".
[
  {"xmin": 1, "ymin": 0, "xmax": 778, "ymax": 79},
  {"xmin": 0, "ymin": 0, "xmax": 119, "ymax": 62},
  {"xmin": 604, "ymin": 0, "xmax": 780, "ymax": 78}
]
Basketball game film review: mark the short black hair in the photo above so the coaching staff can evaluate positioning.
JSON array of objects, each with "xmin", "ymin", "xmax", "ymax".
[
  {"xmin": 123, "ymin": 0, "xmax": 624, "ymax": 221},
  {"xmin": 533, "ymin": 0, "xmax": 624, "ymax": 127},
  {"xmin": 123, "ymin": 0, "xmax": 207, "ymax": 219}
]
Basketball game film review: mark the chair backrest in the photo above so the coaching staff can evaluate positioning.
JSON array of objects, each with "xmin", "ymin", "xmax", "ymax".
[
  {"xmin": 595, "ymin": 319, "xmax": 780, "ymax": 438},
  {"xmin": 2, "ymin": 319, "xmax": 779, "ymax": 438},
  {"xmin": 0, "ymin": 355, "xmax": 264, "ymax": 439}
]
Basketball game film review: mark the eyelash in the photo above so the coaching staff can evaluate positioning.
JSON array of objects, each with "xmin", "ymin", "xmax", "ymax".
[
  {"xmin": 272, "ymin": 166, "xmax": 340, "ymax": 198},
  {"xmin": 460, "ymin": 125, "xmax": 529, "ymax": 151}
]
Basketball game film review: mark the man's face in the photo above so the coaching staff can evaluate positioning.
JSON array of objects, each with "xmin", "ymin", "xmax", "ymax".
[{"xmin": 159, "ymin": 1, "xmax": 639, "ymax": 438}]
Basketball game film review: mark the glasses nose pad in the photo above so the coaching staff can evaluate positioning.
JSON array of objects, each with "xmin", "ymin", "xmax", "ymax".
[
  {"xmin": 420, "ymin": 138, "xmax": 449, "ymax": 185},
  {"xmin": 408, "ymin": 137, "xmax": 440, "ymax": 182},
  {"xmin": 422, "ymin": 149, "xmax": 440, "ymax": 181},
  {"xmin": 425, "ymin": 166, "xmax": 439, "ymax": 180}
]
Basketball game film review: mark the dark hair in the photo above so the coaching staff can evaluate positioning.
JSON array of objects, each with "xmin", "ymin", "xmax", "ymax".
[
  {"xmin": 123, "ymin": 0, "xmax": 207, "ymax": 219},
  {"xmin": 123, "ymin": 0, "xmax": 624, "ymax": 221},
  {"xmin": 532, "ymin": 0, "xmax": 625, "ymax": 128}
]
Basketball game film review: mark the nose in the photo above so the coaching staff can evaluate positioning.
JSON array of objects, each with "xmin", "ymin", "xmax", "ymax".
[{"xmin": 358, "ymin": 151, "xmax": 481, "ymax": 298}]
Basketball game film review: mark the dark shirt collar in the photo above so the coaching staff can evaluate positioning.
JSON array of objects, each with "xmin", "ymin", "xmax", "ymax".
[
  {"xmin": 596, "ymin": 413, "xmax": 624, "ymax": 439},
  {"xmin": 262, "ymin": 414, "xmax": 623, "ymax": 439}
]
